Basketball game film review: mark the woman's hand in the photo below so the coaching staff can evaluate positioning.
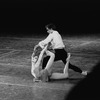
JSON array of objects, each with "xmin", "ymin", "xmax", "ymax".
[{"xmin": 42, "ymin": 45, "xmax": 48, "ymax": 52}]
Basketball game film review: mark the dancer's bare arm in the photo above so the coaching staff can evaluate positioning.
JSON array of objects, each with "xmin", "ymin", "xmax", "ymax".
[
  {"xmin": 44, "ymin": 50, "xmax": 55, "ymax": 71},
  {"xmin": 36, "ymin": 45, "xmax": 48, "ymax": 64}
]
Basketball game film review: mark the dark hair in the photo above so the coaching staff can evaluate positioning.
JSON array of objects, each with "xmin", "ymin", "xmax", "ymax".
[
  {"xmin": 33, "ymin": 45, "xmax": 42, "ymax": 57},
  {"xmin": 45, "ymin": 23, "xmax": 56, "ymax": 30}
]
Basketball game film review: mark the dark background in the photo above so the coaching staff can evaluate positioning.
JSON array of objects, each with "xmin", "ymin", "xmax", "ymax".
[{"xmin": 0, "ymin": 0, "xmax": 100, "ymax": 37}]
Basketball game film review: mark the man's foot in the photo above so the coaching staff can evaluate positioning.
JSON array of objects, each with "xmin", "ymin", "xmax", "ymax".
[
  {"xmin": 81, "ymin": 71, "xmax": 88, "ymax": 76},
  {"xmin": 33, "ymin": 78, "xmax": 42, "ymax": 82}
]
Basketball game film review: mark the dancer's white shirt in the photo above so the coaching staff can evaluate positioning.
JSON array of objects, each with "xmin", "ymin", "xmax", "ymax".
[{"xmin": 39, "ymin": 31, "xmax": 65, "ymax": 49}]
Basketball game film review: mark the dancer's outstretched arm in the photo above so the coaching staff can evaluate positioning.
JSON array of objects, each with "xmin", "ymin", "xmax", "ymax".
[{"xmin": 44, "ymin": 50, "xmax": 55, "ymax": 73}]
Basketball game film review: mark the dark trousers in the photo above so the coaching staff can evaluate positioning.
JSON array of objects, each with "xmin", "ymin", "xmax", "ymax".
[{"xmin": 42, "ymin": 48, "xmax": 82, "ymax": 73}]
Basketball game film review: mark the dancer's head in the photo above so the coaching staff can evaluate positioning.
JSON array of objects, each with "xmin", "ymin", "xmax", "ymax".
[
  {"xmin": 32, "ymin": 45, "xmax": 42, "ymax": 63},
  {"xmin": 45, "ymin": 23, "xmax": 56, "ymax": 34}
]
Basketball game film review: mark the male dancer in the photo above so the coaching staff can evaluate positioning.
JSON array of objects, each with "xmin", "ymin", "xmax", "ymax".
[{"xmin": 39, "ymin": 23, "xmax": 87, "ymax": 76}]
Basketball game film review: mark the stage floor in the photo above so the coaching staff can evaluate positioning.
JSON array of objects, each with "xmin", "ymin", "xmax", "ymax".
[{"xmin": 0, "ymin": 36, "xmax": 100, "ymax": 100}]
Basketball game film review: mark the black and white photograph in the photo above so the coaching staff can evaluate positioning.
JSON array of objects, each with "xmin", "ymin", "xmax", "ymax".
[{"xmin": 0, "ymin": 0, "xmax": 100, "ymax": 100}]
